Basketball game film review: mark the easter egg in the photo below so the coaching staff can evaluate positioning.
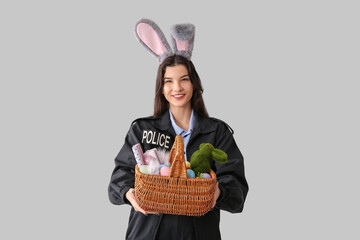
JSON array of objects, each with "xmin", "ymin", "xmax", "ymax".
[
  {"xmin": 200, "ymin": 173, "xmax": 211, "ymax": 179},
  {"xmin": 160, "ymin": 166, "xmax": 170, "ymax": 176},
  {"xmin": 187, "ymin": 169, "xmax": 195, "ymax": 178},
  {"xmin": 158, "ymin": 164, "xmax": 167, "ymax": 170},
  {"xmin": 139, "ymin": 165, "xmax": 148, "ymax": 174},
  {"xmin": 185, "ymin": 161, "xmax": 191, "ymax": 169}
]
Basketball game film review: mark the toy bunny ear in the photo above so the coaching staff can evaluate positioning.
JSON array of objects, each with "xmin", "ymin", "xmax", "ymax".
[
  {"xmin": 135, "ymin": 18, "xmax": 173, "ymax": 62},
  {"xmin": 170, "ymin": 23, "xmax": 195, "ymax": 60}
]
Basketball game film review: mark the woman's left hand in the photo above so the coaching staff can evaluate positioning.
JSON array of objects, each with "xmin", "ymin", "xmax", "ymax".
[{"xmin": 211, "ymin": 182, "xmax": 221, "ymax": 208}]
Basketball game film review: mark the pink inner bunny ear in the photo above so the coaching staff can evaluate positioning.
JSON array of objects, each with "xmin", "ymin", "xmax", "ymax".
[
  {"xmin": 137, "ymin": 23, "xmax": 168, "ymax": 56},
  {"xmin": 134, "ymin": 19, "xmax": 174, "ymax": 62},
  {"xmin": 175, "ymin": 40, "xmax": 190, "ymax": 51},
  {"xmin": 170, "ymin": 23, "xmax": 195, "ymax": 60}
]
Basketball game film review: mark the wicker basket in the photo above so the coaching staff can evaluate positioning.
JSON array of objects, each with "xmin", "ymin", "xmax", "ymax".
[{"xmin": 134, "ymin": 135, "xmax": 217, "ymax": 216}]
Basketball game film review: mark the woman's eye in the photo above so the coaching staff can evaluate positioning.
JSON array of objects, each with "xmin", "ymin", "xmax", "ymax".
[
  {"xmin": 164, "ymin": 80, "xmax": 172, "ymax": 84},
  {"xmin": 182, "ymin": 78, "xmax": 189, "ymax": 81}
]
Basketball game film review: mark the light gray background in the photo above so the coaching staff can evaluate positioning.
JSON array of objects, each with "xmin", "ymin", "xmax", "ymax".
[{"xmin": 1, "ymin": 0, "xmax": 359, "ymax": 239}]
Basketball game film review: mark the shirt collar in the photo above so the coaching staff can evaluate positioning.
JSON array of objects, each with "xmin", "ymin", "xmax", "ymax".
[
  {"xmin": 153, "ymin": 110, "xmax": 216, "ymax": 136},
  {"xmin": 169, "ymin": 109, "xmax": 196, "ymax": 136}
]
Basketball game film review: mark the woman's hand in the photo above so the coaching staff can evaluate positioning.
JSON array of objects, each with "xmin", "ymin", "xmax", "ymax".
[
  {"xmin": 125, "ymin": 188, "xmax": 148, "ymax": 215},
  {"xmin": 211, "ymin": 182, "xmax": 221, "ymax": 208}
]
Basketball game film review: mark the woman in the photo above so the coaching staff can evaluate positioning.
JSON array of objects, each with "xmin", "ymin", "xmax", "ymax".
[{"xmin": 108, "ymin": 54, "xmax": 248, "ymax": 240}]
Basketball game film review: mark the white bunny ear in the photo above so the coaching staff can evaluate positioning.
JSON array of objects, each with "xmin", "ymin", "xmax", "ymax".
[
  {"xmin": 135, "ymin": 18, "xmax": 173, "ymax": 62},
  {"xmin": 170, "ymin": 23, "xmax": 195, "ymax": 60}
]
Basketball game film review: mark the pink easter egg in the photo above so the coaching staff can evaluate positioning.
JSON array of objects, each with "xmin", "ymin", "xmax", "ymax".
[
  {"xmin": 160, "ymin": 166, "xmax": 170, "ymax": 176},
  {"xmin": 200, "ymin": 173, "xmax": 212, "ymax": 179}
]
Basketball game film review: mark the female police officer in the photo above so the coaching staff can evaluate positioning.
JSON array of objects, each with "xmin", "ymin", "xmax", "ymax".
[{"xmin": 108, "ymin": 19, "xmax": 248, "ymax": 240}]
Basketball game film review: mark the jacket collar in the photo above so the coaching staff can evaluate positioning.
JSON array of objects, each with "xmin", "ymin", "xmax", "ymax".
[{"xmin": 154, "ymin": 110, "xmax": 216, "ymax": 136}]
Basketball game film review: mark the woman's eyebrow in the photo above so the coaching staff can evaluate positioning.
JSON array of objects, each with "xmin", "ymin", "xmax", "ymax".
[{"xmin": 164, "ymin": 75, "xmax": 189, "ymax": 79}]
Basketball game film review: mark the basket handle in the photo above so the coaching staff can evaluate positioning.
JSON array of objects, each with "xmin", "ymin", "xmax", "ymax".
[{"xmin": 169, "ymin": 135, "xmax": 188, "ymax": 178}]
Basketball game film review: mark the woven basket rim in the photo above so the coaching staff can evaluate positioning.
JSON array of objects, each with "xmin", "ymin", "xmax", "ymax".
[{"xmin": 135, "ymin": 164, "xmax": 217, "ymax": 181}]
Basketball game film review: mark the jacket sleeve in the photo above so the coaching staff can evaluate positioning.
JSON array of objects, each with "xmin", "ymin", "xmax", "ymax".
[
  {"xmin": 213, "ymin": 123, "xmax": 249, "ymax": 213},
  {"xmin": 108, "ymin": 121, "xmax": 142, "ymax": 205}
]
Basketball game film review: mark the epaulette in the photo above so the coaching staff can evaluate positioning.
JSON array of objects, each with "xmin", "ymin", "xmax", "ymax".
[
  {"xmin": 210, "ymin": 117, "xmax": 234, "ymax": 134},
  {"xmin": 131, "ymin": 116, "xmax": 158, "ymax": 126}
]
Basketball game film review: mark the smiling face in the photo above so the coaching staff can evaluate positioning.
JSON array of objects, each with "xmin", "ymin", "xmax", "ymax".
[{"xmin": 162, "ymin": 64, "xmax": 194, "ymax": 111}]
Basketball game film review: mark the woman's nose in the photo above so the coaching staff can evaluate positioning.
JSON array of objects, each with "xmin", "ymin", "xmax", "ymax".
[{"xmin": 173, "ymin": 81, "xmax": 182, "ymax": 91}]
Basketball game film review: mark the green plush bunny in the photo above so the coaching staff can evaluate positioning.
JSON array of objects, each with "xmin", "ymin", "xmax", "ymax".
[{"xmin": 190, "ymin": 143, "xmax": 228, "ymax": 175}]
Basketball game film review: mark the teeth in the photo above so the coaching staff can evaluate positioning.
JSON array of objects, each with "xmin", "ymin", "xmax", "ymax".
[{"xmin": 174, "ymin": 95, "xmax": 184, "ymax": 97}]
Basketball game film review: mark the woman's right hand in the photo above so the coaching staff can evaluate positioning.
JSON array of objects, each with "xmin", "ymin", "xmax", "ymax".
[{"xmin": 125, "ymin": 188, "xmax": 148, "ymax": 215}]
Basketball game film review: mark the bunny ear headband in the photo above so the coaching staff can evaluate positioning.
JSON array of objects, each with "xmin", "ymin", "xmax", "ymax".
[{"xmin": 135, "ymin": 18, "xmax": 195, "ymax": 63}]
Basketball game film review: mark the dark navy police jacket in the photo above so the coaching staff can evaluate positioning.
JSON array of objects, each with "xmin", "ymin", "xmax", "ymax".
[{"xmin": 108, "ymin": 110, "xmax": 248, "ymax": 240}]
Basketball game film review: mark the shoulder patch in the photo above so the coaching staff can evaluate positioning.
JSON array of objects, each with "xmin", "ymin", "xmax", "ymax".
[{"xmin": 210, "ymin": 117, "xmax": 234, "ymax": 134}]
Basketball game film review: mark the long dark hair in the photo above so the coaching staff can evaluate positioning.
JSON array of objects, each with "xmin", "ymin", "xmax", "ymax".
[{"xmin": 153, "ymin": 55, "xmax": 209, "ymax": 118}]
